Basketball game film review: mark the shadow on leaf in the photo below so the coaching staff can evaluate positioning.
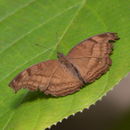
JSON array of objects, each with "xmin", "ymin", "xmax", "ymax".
[{"xmin": 11, "ymin": 90, "xmax": 52, "ymax": 109}]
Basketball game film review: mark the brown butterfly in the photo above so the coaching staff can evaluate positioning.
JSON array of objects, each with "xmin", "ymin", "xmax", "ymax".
[{"xmin": 9, "ymin": 32, "xmax": 119, "ymax": 96}]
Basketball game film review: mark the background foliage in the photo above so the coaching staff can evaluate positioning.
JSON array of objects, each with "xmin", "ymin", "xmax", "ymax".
[{"xmin": 0, "ymin": 0, "xmax": 130, "ymax": 130}]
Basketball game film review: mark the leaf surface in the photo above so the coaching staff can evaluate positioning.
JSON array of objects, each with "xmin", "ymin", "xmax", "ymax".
[{"xmin": 0, "ymin": 0, "xmax": 130, "ymax": 129}]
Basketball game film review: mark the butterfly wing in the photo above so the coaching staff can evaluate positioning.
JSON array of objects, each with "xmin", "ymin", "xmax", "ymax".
[
  {"xmin": 67, "ymin": 32, "xmax": 119, "ymax": 83},
  {"xmin": 9, "ymin": 32, "xmax": 119, "ymax": 96},
  {"xmin": 9, "ymin": 60, "xmax": 83, "ymax": 96},
  {"xmin": 44, "ymin": 60, "xmax": 83, "ymax": 96}
]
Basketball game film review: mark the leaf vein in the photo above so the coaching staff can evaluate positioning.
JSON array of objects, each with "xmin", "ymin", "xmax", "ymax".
[
  {"xmin": 0, "ymin": 0, "xmax": 36, "ymax": 23},
  {"xmin": 48, "ymin": 0, "xmax": 86, "ymax": 58},
  {"xmin": 0, "ymin": 2, "xmax": 81, "ymax": 55},
  {"xmin": 0, "ymin": 47, "xmax": 52, "ymax": 83}
]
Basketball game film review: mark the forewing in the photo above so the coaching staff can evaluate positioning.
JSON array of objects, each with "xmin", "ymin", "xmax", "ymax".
[
  {"xmin": 9, "ymin": 60, "xmax": 59, "ymax": 92},
  {"xmin": 67, "ymin": 32, "xmax": 119, "ymax": 82}
]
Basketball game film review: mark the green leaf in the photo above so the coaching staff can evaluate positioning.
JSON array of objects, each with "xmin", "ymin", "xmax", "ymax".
[{"xmin": 0, "ymin": 0, "xmax": 130, "ymax": 129}]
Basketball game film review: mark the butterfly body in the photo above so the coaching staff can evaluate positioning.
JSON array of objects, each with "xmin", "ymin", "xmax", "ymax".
[
  {"xmin": 9, "ymin": 32, "xmax": 119, "ymax": 96},
  {"xmin": 58, "ymin": 52, "xmax": 86, "ymax": 85}
]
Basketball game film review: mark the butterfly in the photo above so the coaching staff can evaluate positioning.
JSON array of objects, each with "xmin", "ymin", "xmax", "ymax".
[{"xmin": 9, "ymin": 32, "xmax": 119, "ymax": 96}]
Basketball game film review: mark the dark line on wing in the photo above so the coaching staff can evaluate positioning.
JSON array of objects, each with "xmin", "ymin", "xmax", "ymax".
[
  {"xmin": 89, "ymin": 38, "xmax": 98, "ymax": 43},
  {"xmin": 70, "ymin": 63, "xmax": 86, "ymax": 84},
  {"xmin": 58, "ymin": 54, "xmax": 86, "ymax": 85}
]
